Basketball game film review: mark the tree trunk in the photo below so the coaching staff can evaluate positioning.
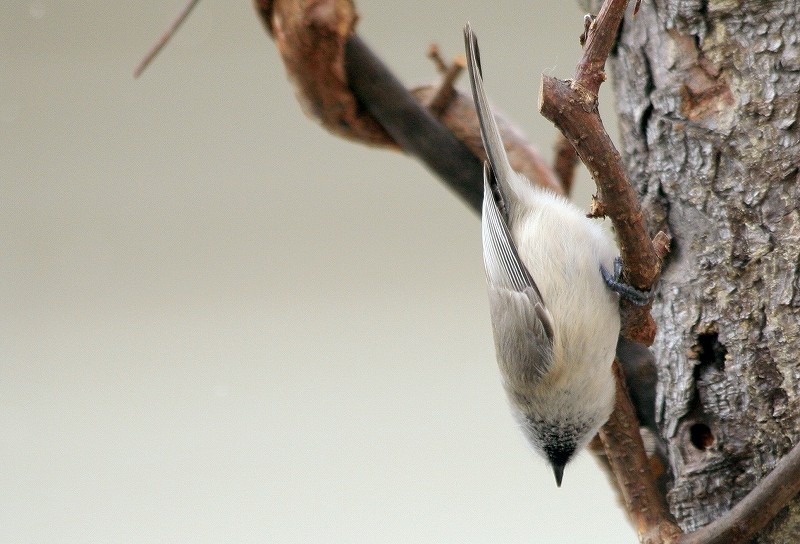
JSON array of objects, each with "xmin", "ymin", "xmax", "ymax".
[{"xmin": 609, "ymin": 1, "xmax": 800, "ymax": 540}]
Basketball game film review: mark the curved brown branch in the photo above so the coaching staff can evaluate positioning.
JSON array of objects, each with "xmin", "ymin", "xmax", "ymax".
[
  {"xmin": 253, "ymin": 0, "xmax": 562, "ymax": 207},
  {"xmin": 539, "ymin": 75, "xmax": 661, "ymax": 343},
  {"xmin": 256, "ymin": 0, "xmax": 395, "ymax": 147}
]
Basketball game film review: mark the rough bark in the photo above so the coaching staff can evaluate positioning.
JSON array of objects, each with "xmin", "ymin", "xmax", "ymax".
[{"xmin": 609, "ymin": 1, "xmax": 800, "ymax": 540}]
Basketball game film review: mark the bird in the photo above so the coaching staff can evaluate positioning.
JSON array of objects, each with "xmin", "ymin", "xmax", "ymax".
[{"xmin": 464, "ymin": 22, "xmax": 632, "ymax": 486}]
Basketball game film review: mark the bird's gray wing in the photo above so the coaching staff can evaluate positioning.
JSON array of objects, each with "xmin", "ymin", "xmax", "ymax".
[{"xmin": 482, "ymin": 163, "xmax": 555, "ymax": 347}]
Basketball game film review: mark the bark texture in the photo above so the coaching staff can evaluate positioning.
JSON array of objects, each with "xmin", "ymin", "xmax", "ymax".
[{"xmin": 609, "ymin": 1, "xmax": 800, "ymax": 539}]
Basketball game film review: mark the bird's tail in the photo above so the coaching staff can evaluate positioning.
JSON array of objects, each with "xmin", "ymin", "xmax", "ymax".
[{"xmin": 464, "ymin": 23, "xmax": 527, "ymax": 204}]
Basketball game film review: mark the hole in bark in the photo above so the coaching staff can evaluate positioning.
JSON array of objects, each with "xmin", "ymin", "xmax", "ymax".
[
  {"xmin": 696, "ymin": 332, "xmax": 727, "ymax": 372},
  {"xmin": 689, "ymin": 423, "xmax": 714, "ymax": 450}
]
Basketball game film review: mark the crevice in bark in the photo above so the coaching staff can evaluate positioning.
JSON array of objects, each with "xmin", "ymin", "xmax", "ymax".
[
  {"xmin": 638, "ymin": 51, "xmax": 656, "ymax": 155},
  {"xmin": 695, "ymin": 332, "xmax": 726, "ymax": 374}
]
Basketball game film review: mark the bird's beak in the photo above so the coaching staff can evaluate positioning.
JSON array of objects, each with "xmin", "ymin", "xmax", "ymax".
[{"xmin": 552, "ymin": 464, "xmax": 565, "ymax": 487}]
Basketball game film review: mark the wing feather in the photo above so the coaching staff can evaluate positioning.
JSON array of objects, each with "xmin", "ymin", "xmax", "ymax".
[{"xmin": 482, "ymin": 164, "xmax": 554, "ymax": 344}]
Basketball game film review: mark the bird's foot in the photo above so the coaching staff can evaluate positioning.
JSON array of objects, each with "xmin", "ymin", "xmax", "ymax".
[{"xmin": 600, "ymin": 257, "xmax": 654, "ymax": 306}]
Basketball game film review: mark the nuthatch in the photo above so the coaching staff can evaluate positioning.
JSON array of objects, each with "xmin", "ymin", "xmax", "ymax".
[{"xmin": 465, "ymin": 23, "xmax": 641, "ymax": 486}]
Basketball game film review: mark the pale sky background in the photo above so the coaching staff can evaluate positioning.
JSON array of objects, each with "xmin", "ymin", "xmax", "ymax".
[{"xmin": 1, "ymin": 0, "xmax": 637, "ymax": 542}]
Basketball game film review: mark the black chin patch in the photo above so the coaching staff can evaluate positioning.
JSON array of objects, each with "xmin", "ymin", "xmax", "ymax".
[{"xmin": 544, "ymin": 442, "xmax": 575, "ymax": 468}]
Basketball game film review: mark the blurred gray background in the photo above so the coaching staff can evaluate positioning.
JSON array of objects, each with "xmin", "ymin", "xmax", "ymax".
[{"xmin": 1, "ymin": 0, "xmax": 636, "ymax": 542}]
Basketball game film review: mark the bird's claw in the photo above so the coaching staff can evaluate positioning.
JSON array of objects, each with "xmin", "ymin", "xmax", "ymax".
[{"xmin": 601, "ymin": 257, "xmax": 654, "ymax": 306}]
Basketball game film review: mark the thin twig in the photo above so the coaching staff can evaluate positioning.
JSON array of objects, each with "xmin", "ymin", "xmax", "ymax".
[
  {"xmin": 427, "ymin": 43, "xmax": 449, "ymax": 74},
  {"xmin": 134, "ymin": 0, "xmax": 202, "ymax": 78},
  {"xmin": 574, "ymin": 0, "xmax": 626, "ymax": 96},
  {"xmin": 427, "ymin": 54, "xmax": 466, "ymax": 117},
  {"xmin": 679, "ymin": 440, "xmax": 800, "ymax": 544}
]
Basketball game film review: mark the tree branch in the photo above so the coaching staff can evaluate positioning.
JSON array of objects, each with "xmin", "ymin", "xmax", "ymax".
[
  {"xmin": 538, "ymin": 1, "xmax": 677, "ymax": 542},
  {"xmin": 254, "ymin": 0, "xmax": 562, "ymax": 206},
  {"xmin": 540, "ymin": 0, "xmax": 664, "ymax": 345},
  {"xmin": 599, "ymin": 360, "xmax": 682, "ymax": 544},
  {"xmin": 540, "ymin": 76, "xmax": 661, "ymax": 344}
]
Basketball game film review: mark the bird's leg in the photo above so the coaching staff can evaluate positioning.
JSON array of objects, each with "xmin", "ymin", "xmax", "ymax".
[{"xmin": 601, "ymin": 257, "xmax": 654, "ymax": 306}]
